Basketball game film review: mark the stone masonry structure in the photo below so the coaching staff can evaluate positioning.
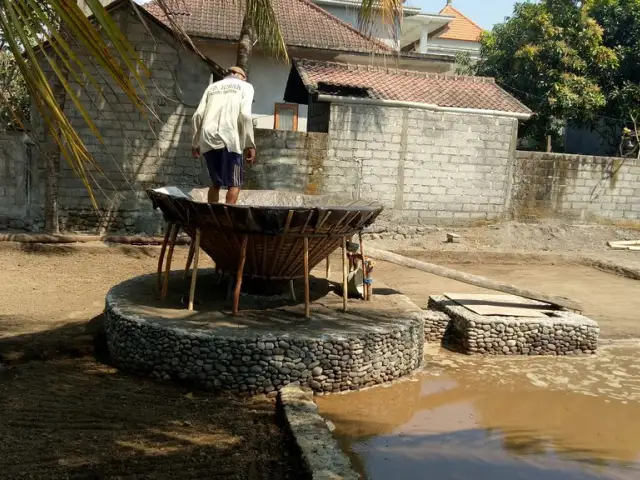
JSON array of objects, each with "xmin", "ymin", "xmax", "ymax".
[
  {"xmin": 427, "ymin": 295, "xmax": 600, "ymax": 355},
  {"xmin": 104, "ymin": 273, "xmax": 425, "ymax": 394}
]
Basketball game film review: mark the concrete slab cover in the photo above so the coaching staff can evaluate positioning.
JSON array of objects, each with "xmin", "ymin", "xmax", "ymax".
[{"xmin": 444, "ymin": 293, "xmax": 554, "ymax": 318}]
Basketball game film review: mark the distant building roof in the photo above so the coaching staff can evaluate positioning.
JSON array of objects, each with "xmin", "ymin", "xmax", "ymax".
[
  {"xmin": 144, "ymin": 0, "xmax": 393, "ymax": 54},
  {"xmin": 294, "ymin": 59, "xmax": 532, "ymax": 116},
  {"xmin": 433, "ymin": 2, "xmax": 483, "ymax": 42}
]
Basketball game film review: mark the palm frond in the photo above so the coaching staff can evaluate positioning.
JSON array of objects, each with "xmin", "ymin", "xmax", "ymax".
[
  {"xmin": 0, "ymin": 0, "xmax": 152, "ymax": 208},
  {"xmin": 246, "ymin": 0, "xmax": 288, "ymax": 62},
  {"xmin": 358, "ymin": 0, "xmax": 404, "ymax": 44}
]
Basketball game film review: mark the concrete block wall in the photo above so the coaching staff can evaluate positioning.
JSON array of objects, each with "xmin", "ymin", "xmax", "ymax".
[
  {"xmin": 29, "ymin": 5, "xmax": 214, "ymax": 234},
  {"xmin": 512, "ymin": 151, "xmax": 640, "ymax": 223},
  {"xmin": 0, "ymin": 131, "xmax": 32, "ymax": 227},
  {"xmin": 246, "ymin": 130, "xmax": 328, "ymax": 195},
  {"xmin": 327, "ymin": 103, "xmax": 518, "ymax": 225}
]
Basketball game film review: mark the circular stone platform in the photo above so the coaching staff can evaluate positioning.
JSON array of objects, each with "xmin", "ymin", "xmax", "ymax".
[{"xmin": 104, "ymin": 270, "xmax": 425, "ymax": 394}]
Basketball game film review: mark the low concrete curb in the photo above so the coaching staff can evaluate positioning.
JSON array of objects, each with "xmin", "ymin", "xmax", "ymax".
[{"xmin": 278, "ymin": 384, "xmax": 359, "ymax": 480}]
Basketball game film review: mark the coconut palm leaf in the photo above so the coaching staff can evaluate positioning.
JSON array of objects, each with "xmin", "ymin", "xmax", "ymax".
[
  {"xmin": 358, "ymin": 0, "xmax": 404, "ymax": 43},
  {"xmin": 246, "ymin": 0, "xmax": 288, "ymax": 62},
  {"xmin": 0, "ymin": 0, "xmax": 402, "ymax": 211},
  {"xmin": 0, "ymin": 0, "xmax": 152, "ymax": 207}
]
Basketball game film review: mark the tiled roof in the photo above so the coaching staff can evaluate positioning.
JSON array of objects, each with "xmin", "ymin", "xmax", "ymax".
[
  {"xmin": 434, "ymin": 4, "xmax": 483, "ymax": 42},
  {"xmin": 294, "ymin": 59, "xmax": 532, "ymax": 115},
  {"xmin": 144, "ymin": 0, "xmax": 392, "ymax": 54}
]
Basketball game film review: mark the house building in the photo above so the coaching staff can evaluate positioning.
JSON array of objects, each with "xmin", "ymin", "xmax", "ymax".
[
  {"xmin": 407, "ymin": 0, "xmax": 483, "ymax": 60},
  {"xmin": 143, "ymin": 0, "xmax": 483, "ymax": 132},
  {"xmin": 255, "ymin": 59, "xmax": 534, "ymax": 225},
  {"xmin": 311, "ymin": 0, "xmax": 483, "ymax": 62},
  {"xmin": 4, "ymin": 0, "xmax": 535, "ymax": 234}
]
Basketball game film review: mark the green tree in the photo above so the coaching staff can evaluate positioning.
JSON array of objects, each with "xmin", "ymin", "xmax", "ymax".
[
  {"xmin": 587, "ymin": 0, "xmax": 640, "ymax": 144},
  {"xmin": 0, "ymin": 50, "xmax": 29, "ymax": 130},
  {"xmin": 478, "ymin": 0, "xmax": 618, "ymax": 150},
  {"xmin": 454, "ymin": 51, "xmax": 477, "ymax": 76}
]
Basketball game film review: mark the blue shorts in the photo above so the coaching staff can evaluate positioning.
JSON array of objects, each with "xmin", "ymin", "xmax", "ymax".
[{"xmin": 203, "ymin": 148, "xmax": 243, "ymax": 188}]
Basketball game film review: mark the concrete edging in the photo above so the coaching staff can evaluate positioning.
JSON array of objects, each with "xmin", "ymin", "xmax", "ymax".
[{"xmin": 278, "ymin": 384, "xmax": 358, "ymax": 480}]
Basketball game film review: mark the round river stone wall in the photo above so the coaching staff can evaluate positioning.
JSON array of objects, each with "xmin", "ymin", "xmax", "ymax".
[{"xmin": 104, "ymin": 272, "xmax": 425, "ymax": 394}]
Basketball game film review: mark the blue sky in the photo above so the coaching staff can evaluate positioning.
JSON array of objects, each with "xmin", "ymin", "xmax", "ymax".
[{"xmin": 412, "ymin": 0, "xmax": 520, "ymax": 30}]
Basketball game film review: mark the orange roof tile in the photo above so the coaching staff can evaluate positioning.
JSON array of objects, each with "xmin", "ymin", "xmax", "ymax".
[
  {"xmin": 434, "ymin": 3, "xmax": 483, "ymax": 42},
  {"xmin": 144, "ymin": 0, "xmax": 393, "ymax": 54},
  {"xmin": 294, "ymin": 59, "xmax": 532, "ymax": 115}
]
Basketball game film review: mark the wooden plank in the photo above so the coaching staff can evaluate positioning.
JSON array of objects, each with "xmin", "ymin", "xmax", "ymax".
[
  {"xmin": 157, "ymin": 222, "xmax": 172, "ymax": 291},
  {"xmin": 366, "ymin": 247, "xmax": 582, "ymax": 311},
  {"xmin": 183, "ymin": 237, "xmax": 196, "ymax": 279},
  {"xmin": 608, "ymin": 240, "xmax": 640, "ymax": 247},
  {"xmin": 267, "ymin": 210, "xmax": 294, "ymax": 277},
  {"xmin": 358, "ymin": 232, "xmax": 368, "ymax": 301},
  {"xmin": 342, "ymin": 237, "xmax": 348, "ymax": 312},
  {"xmin": 303, "ymin": 237, "xmax": 310, "ymax": 318},
  {"xmin": 232, "ymin": 235, "xmax": 249, "ymax": 316},
  {"xmin": 289, "ymin": 280, "xmax": 297, "ymax": 302},
  {"xmin": 188, "ymin": 229, "xmax": 201, "ymax": 311},
  {"xmin": 161, "ymin": 224, "xmax": 179, "ymax": 300},
  {"xmin": 444, "ymin": 293, "xmax": 553, "ymax": 317}
]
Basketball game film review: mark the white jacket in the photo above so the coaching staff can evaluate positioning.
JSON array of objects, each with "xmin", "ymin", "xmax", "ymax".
[{"xmin": 192, "ymin": 76, "xmax": 256, "ymax": 155}]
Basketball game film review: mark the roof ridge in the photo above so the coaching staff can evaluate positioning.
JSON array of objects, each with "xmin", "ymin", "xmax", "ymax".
[
  {"xmin": 296, "ymin": 0, "xmax": 394, "ymax": 52},
  {"xmin": 438, "ymin": 4, "xmax": 484, "ymax": 33},
  {"xmin": 295, "ymin": 58, "xmax": 495, "ymax": 83}
]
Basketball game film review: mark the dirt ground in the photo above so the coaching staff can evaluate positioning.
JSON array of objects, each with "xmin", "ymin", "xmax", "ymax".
[
  {"xmin": 0, "ymin": 358, "xmax": 300, "ymax": 480},
  {"xmin": 1, "ymin": 222, "xmax": 639, "ymax": 478},
  {"xmin": 0, "ymin": 245, "xmax": 303, "ymax": 479}
]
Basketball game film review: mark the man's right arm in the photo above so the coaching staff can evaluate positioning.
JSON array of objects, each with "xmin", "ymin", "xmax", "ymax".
[{"xmin": 192, "ymin": 87, "xmax": 209, "ymax": 155}]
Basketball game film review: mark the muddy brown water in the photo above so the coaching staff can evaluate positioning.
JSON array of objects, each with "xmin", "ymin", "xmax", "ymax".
[{"xmin": 317, "ymin": 345, "xmax": 640, "ymax": 480}]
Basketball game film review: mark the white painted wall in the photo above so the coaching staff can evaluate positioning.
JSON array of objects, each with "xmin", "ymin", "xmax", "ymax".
[
  {"xmin": 194, "ymin": 41, "xmax": 308, "ymax": 131},
  {"xmin": 320, "ymin": 5, "xmax": 399, "ymax": 49},
  {"xmin": 428, "ymin": 38, "xmax": 480, "ymax": 58}
]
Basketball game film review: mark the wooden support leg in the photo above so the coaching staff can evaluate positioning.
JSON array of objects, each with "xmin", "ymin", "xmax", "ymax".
[
  {"xmin": 184, "ymin": 238, "xmax": 196, "ymax": 279},
  {"xmin": 161, "ymin": 224, "xmax": 179, "ymax": 300},
  {"xmin": 188, "ymin": 229, "xmax": 201, "ymax": 311},
  {"xmin": 157, "ymin": 222, "xmax": 172, "ymax": 291},
  {"xmin": 303, "ymin": 237, "xmax": 310, "ymax": 318},
  {"xmin": 232, "ymin": 235, "xmax": 248, "ymax": 316},
  {"xmin": 325, "ymin": 255, "xmax": 331, "ymax": 278},
  {"xmin": 342, "ymin": 237, "xmax": 348, "ymax": 312},
  {"xmin": 358, "ymin": 233, "xmax": 368, "ymax": 301},
  {"xmin": 289, "ymin": 280, "xmax": 297, "ymax": 302}
]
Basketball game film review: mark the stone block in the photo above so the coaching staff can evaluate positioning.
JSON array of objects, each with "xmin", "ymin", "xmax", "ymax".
[{"xmin": 428, "ymin": 295, "xmax": 599, "ymax": 355}]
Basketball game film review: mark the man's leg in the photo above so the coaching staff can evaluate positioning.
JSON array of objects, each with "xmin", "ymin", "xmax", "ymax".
[
  {"xmin": 208, "ymin": 186, "xmax": 220, "ymax": 203},
  {"xmin": 204, "ymin": 149, "xmax": 223, "ymax": 203},
  {"xmin": 225, "ymin": 187, "xmax": 240, "ymax": 204},
  {"xmin": 224, "ymin": 150, "xmax": 244, "ymax": 205}
]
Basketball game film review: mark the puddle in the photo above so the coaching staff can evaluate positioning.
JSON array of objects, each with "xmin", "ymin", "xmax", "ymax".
[{"xmin": 316, "ymin": 345, "xmax": 640, "ymax": 479}]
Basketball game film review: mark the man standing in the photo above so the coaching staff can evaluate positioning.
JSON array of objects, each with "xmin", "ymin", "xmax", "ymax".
[{"xmin": 192, "ymin": 66, "xmax": 256, "ymax": 204}]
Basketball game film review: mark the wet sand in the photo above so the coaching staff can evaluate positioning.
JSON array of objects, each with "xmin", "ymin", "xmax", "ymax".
[{"xmin": 317, "ymin": 345, "xmax": 640, "ymax": 480}]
